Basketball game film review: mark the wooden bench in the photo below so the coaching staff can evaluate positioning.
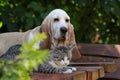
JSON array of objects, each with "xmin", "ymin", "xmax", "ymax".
[
  {"xmin": 30, "ymin": 66, "xmax": 104, "ymax": 80},
  {"xmin": 78, "ymin": 44, "xmax": 120, "ymax": 80},
  {"xmin": 30, "ymin": 44, "xmax": 119, "ymax": 80}
]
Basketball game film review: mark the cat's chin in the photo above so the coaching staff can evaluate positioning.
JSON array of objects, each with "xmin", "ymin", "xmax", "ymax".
[
  {"xmin": 57, "ymin": 65, "xmax": 67, "ymax": 69},
  {"xmin": 49, "ymin": 61, "xmax": 67, "ymax": 69}
]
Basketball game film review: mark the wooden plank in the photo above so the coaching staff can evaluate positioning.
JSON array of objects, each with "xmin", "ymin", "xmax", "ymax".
[
  {"xmin": 77, "ymin": 66, "xmax": 104, "ymax": 80},
  {"xmin": 30, "ymin": 66, "xmax": 104, "ymax": 80},
  {"xmin": 73, "ymin": 71, "xmax": 86, "ymax": 80},
  {"xmin": 98, "ymin": 66, "xmax": 104, "ymax": 78},
  {"xmin": 76, "ymin": 56, "xmax": 113, "ymax": 62},
  {"xmin": 77, "ymin": 44, "xmax": 120, "ymax": 58},
  {"xmin": 101, "ymin": 59, "xmax": 120, "ymax": 80},
  {"xmin": 70, "ymin": 61, "xmax": 116, "ymax": 73},
  {"xmin": 102, "ymin": 61, "xmax": 117, "ymax": 73},
  {"xmin": 30, "ymin": 70, "xmax": 87, "ymax": 80}
]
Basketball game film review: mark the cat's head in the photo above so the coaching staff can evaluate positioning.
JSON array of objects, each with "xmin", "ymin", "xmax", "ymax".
[{"xmin": 49, "ymin": 44, "xmax": 75, "ymax": 68}]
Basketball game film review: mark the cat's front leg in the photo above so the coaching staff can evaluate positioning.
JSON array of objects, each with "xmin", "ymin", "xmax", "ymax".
[
  {"xmin": 62, "ymin": 67, "xmax": 77, "ymax": 74},
  {"xmin": 62, "ymin": 68, "xmax": 73, "ymax": 74}
]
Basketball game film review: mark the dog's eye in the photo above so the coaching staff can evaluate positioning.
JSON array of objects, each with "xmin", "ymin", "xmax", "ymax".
[
  {"xmin": 66, "ymin": 19, "xmax": 69, "ymax": 22},
  {"xmin": 54, "ymin": 18, "xmax": 59, "ymax": 22}
]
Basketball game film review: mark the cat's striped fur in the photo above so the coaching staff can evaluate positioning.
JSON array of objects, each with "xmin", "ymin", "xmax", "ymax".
[
  {"xmin": 0, "ymin": 44, "xmax": 76, "ymax": 74},
  {"xmin": 35, "ymin": 44, "xmax": 76, "ymax": 73},
  {"xmin": 0, "ymin": 44, "xmax": 21, "ymax": 61}
]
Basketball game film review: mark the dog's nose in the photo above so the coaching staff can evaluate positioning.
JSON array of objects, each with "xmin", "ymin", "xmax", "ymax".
[{"xmin": 60, "ymin": 27, "xmax": 67, "ymax": 33}]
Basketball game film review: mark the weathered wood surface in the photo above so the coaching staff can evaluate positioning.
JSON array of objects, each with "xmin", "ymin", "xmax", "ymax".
[
  {"xmin": 30, "ymin": 69, "xmax": 87, "ymax": 80},
  {"xmin": 77, "ymin": 66, "xmax": 104, "ymax": 80},
  {"xmin": 77, "ymin": 44, "xmax": 120, "ymax": 80},
  {"xmin": 30, "ymin": 43, "xmax": 120, "ymax": 80},
  {"xmin": 30, "ymin": 66, "xmax": 104, "ymax": 80},
  {"xmin": 77, "ymin": 44, "xmax": 120, "ymax": 58},
  {"xmin": 70, "ymin": 61, "xmax": 116, "ymax": 73},
  {"xmin": 100, "ymin": 59, "xmax": 120, "ymax": 80}
]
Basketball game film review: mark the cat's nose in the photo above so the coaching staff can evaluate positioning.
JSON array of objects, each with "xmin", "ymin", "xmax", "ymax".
[{"xmin": 64, "ymin": 63, "xmax": 68, "ymax": 65}]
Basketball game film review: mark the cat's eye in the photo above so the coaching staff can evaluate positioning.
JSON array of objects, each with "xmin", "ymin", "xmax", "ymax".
[
  {"xmin": 61, "ymin": 58, "xmax": 64, "ymax": 60},
  {"xmin": 55, "ymin": 56, "xmax": 59, "ymax": 59},
  {"xmin": 58, "ymin": 58, "xmax": 62, "ymax": 61},
  {"xmin": 68, "ymin": 58, "xmax": 70, "ymax": 60},
  {"xmin": 54, "ymin": 57, "xmax": 59, "ymax": 60},
  {"xmin": 54, "ymin": 58, "xmax": 58, "ymax": 61}
]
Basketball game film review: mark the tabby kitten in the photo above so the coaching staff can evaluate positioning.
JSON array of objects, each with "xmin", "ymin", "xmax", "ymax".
[
  {"xmin": 35, "ymin": 44, "xmax": 76, "ymax": 74},
  {"xmin": 0, "ymin": 44, "xmax": 76, "ymax": 74},
  {"xmin": 0, "ymin": 44, "xmax": 21, "ymax": 61}
]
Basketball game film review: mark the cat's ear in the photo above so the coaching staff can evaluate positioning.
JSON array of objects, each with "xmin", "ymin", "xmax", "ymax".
[{"xmin": 68, "ymin": 44, "xmax": 75, "ymax": 50}]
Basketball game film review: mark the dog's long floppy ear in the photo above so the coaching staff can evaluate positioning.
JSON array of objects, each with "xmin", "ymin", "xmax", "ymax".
[
  {"xmin": 39, "ymin": 16, "xmax": 52, "ymax": 50},
  {"xmin": 67, "ymin": 24, "xmax": 81, "ymax": 62}
]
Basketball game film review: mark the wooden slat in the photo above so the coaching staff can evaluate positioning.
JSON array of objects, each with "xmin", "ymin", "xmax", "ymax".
[
  {"xmin": 78, "ymin": 56, "xmax": 113, "ymax": 62},
  {"xmin": 77, "ymin": 66, "xmax": 104, "ymax": 80},
  {"xmin": 30, "ymin": 70, "xmax": 87, "ymax": 80},
  {"xmin": 77, "ymin": 44, "xmax": 120, "ymax": 58},
  {"xmin": 102, "ymin": 61, "xmax": 117, "ymax": 73},
  {"xmin": 73, "ymin": 71, "xmax": 87, "ymax": 80},
  {"xmin": 101, "ymin": 59, "xmax": 120, "ymax": 80},
  {"xmin": 99, "ymin": 66, "xmax": 105, "ymax": 78},
  {"xmin": 70, "ymin": 59, "xmax": 117, "ymax": 72}
]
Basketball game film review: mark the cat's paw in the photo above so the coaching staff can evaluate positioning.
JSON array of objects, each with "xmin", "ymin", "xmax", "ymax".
[
  {"xmin": 63, "ymin": 69, "xmax": 72, "ymax": 74},
  {"xmin": 71, "ymin": 67, "xmax": 77, "ymax": 71},
  {"xmin": 67, "ymin": 66, "xmax": 77, "ymax": 71}
]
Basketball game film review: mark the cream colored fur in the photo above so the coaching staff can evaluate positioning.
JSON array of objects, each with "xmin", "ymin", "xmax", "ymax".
[{"xmin": 0, "ymin": 26, "xmax": 40, "ymax": 55}]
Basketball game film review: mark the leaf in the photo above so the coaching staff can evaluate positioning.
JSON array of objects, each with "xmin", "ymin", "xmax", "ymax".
[{"xmin": 0, "ymin": 21, "xmax": 3, "ymax": 28}]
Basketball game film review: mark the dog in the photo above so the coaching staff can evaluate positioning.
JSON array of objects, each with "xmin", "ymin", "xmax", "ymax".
[{"xmin": 0, "ymin": 9, "xmax": 81, "ymax": 61}]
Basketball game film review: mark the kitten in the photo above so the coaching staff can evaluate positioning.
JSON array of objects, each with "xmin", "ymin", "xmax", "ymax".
[
  {"xmin": 35, "ymin": 44, "xmax": 76, "ymax": 74},
  {"xmin": 0, "ymin": 44, "xmax": 21, "ymax": 61},
  {"xmin": 0, "ymin": 44, "xmax": 76, "ymax": 74}
]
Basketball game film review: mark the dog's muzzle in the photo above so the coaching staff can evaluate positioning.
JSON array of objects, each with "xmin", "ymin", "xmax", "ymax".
[{"xmin": 60, "ymin": 27, "xmax": 67, "ymax": 39}]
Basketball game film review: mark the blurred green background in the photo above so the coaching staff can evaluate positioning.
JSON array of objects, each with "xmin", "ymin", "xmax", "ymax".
[{"xmin": 0, "ymin": 0, "xmax": 120, "ymax": 44}]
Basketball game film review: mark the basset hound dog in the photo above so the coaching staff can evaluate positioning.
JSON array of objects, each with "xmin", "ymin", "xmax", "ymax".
[{"xmin": 0, "ymin": 9, "xmax": 81, "ymax": 61}]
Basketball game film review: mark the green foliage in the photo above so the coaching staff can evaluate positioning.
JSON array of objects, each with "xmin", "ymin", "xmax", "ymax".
[
  {"xmin": 0, "ymin": 0, "xmax": 120, "ymax": 43},
  {"xmin": 0, "ymin": 33, "xmax": 49, "ymax": 80}
]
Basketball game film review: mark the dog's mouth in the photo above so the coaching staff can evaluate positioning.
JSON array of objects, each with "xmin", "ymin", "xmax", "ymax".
[
  {"xmin": 54, "ymin": 32, "xmax": 67, "ymax": 42},
  {"xmin": 53, "ymin": 36, "xmax": 66, "ymax": 46},
  {"xmin": 54, "ymin": 36, "xmax": 66, "ymax": 41},
  {"xmin": 59, "ymin": 32, "xmax": 67, "ymax": 40}
]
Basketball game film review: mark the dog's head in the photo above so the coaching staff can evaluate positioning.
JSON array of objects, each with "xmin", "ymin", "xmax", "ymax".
[
  {"xmin": 47, "ymin": 9, "xmax": 70, "ymax": 40},
  {"xmin": 41, "ymin": 9, "xmax": 72, "ymax": 41}
]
